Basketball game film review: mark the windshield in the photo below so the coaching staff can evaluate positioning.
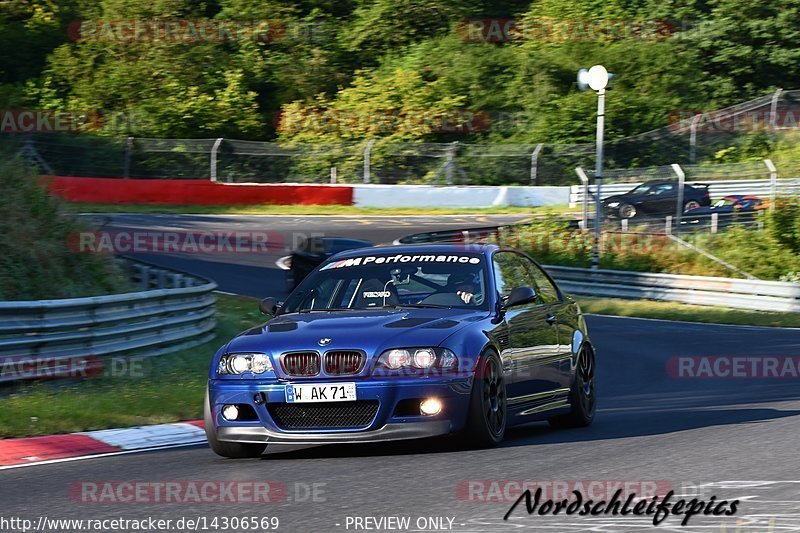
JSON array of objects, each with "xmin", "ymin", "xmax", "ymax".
[{"xmin": 281, "ymin": 252, "xmax": 490, "ymax": 313}]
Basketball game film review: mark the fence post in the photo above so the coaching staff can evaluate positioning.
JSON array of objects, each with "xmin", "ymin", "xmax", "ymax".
[
  {"xmin": 689, "ymin": 114, "xmax": 701, "ymax": 164},
  {"xmin": 330, "ymin": 166, "xmax": 337, "ymax": 184},
  {"xmin": 210, "ymin": 138, "xmax": 223, "ymax": 182},
  {"xmin": 445, "ymin": 141, "xmax": 458, "ymax": 185},
  {"xmin": 363, "ymin": 139, "xmax": 376, "ymax": 184},
  {"xmin": 769, "ymin": 88, "xmax": 783, "ymax": 131},
  {"xmin": 671, "ymin": 163, "xmax": 686, "ymax": 232},
  {"xmin": 575, "ymin": 167, "xmax": 590, "ymax": 231},
  {"xmin": 711, "ymin": 212, "xmax": 718, "ymax": 234},
  {"xmin": 123, "ymin": 136, "xmax": 133, "ymax": 178},
  {"xmin": 764, "ymin": 159, "xmax": 778, "ymax": 212},
  {"xmin": 530, "ymin": 143, "xmax": 544, "ymax": 185}
]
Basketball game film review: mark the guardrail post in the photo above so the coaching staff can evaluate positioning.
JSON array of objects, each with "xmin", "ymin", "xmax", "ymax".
[
  {"xmin": 140, "ymin": 266, "xmax": 151, "ymax": 289},
  {"xmin": 530, "ymin": 143, "xmax": 544, "ymax": 185},
  {"xmin": 363, "ymin": 139, "xmax": 376, "ymax": 184},
  {"xmin": 671, "ymin": 163, "xmax": 686, "ymax": 233},
  {"xmin": 764, "ymin": 159, "xmax": 778, "ymax": 212},
  {"xmin": 210, "ymin": 137, "xmax": 223, "ymax": 182},
  {"xmin": 665, "ymin": 215, "xmax": 672, "ymax": 235},
  {"xmin": 711, "ymin": 212, "xmax": 718, "ymax": 233},
  {"xmin": 621, "ymin": 219, "xmax": 628, "ymax": 232}
]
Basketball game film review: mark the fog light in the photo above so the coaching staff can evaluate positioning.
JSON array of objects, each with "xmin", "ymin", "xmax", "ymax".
[
  {"xmin": 222, "ymin": 404, "xmax": 239, "ymax": 421},
  {"xmin": 420, "ymin": 398, "xmax": 442, "ymax": 416}
]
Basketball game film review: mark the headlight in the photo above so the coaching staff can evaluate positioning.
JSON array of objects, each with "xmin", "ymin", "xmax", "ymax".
[
  {"xmin": 412, "ymin": 349, "xmax": 435, "ymax": 369},
  {"xmin": 376, "ymin": 348, "xmax": 458, "ymax": 371},
  {"xmin": 606, "ymin": 201, "xmax": 620, "ymax": 208},
  {"xmin": 382, "ymin": 349, "xmax": 410, "ymax": 370},
  {"xmin": 218, "ymin": 353, "xmax": 274, "ymax": 375},
  {"xmin": 230, "ymin": 354, "xmax": 251, "ymax": 374}
]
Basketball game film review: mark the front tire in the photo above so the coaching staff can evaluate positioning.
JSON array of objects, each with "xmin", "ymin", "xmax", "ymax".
[
  {"xmin": 465, "ymin": 350, "xmax": 507, "ymax": 447},
  {"xmin": 204, "ymin": 388, "xmax": 266, "ymax": 458},
  {"xmin": 549, "ymin": 345, "xmax": 596, "ymax": 428},
  {"xmin": 618, "ymin": 203, "xmax": 637, "ymax": 219}
]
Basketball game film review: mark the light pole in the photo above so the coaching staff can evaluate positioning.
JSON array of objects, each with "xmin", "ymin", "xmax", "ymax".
[{"xmin": 577, "ymin": 65, "xmax": 611, "ymax": 271}]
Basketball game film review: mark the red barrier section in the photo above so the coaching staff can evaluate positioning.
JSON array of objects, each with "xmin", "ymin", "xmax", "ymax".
[
  {"xmin": 0, "ymin": 434, "xmax": 117, "ymax": 466},
  {"xmin": 47, "ymin": 176, "xmax": 353, "ymax": 206}
]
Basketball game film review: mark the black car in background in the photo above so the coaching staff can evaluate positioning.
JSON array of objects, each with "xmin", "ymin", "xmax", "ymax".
[
  {"xmin": 602, "ymin": 180, "xmax": 711, "ymax": 219},
  {"xmin": 287, "ymin": 237, "xmax": 373, "ymax": 289}
]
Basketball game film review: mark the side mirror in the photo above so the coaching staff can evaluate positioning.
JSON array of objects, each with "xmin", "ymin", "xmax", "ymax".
[
  {"xmin": 259, "ymin": 297, "xmax": 280, "ymax": 316},
  {"xmin": 503, "ymin": 286, "xmax": 537, "ymax": 309}
]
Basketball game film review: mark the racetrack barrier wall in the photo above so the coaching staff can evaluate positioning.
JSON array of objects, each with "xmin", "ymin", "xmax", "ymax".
[
  {"xmin": 47, "ymin": 176, "xmax": 354, "ymax": 205},
  {"xmin": 45, "ymin": 176, "xmax": 571, "ymax": 207},
  {"xmin": 351, "ymin": 184, "xmax": 570, "ymax": 208},
  {"xmin": 0, "ymin": 259, "xmax": 218, "ymax": 383},
  {"xmin": 546, "ymin": 266, "xmax": 800, "ymax": 313}
]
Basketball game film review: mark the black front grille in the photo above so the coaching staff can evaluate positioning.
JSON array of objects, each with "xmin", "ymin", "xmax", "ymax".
[
  {"xmin": 324, "ymin": 351, "xmax": 365, "ymax": 375},
  {"xmin": 282, "ymin": 352, "xmax": 320, "ymax": 376},
  {"xmin": 267, "ymin": 401, "xmax": 379, "ymax": 429}
]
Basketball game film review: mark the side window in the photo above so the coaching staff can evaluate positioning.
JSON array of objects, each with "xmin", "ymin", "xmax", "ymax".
[
  {"xmin": 521, "ymin": 258, "xmax": 560, "ymax": 304},
  {"xmin": 492, "ymin": 252, "xmax": 529, "ymax": 300},
  {"xmin": 655, "ymin": 183, "xmax": 675, "ymax": 195}
]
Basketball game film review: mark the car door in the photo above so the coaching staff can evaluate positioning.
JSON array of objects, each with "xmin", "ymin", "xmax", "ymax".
[
  {"xmin": 649, "ymin": 182, "xmax": 677, "ymax": 215},
  {"xmin": 492, "ymin": 251, "xmax": 561, "ymax": 406},
  {"xmin": 519, "ymin": 257, "xmax": 574, "ymax": 391}
]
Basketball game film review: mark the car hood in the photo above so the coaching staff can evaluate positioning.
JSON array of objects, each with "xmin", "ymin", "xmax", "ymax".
[
  {"xmin": 225, "ymin": 307, "xmax": 488, "ymax": 355},
  {"xmin": 602, "ymin": 194, "xmax": 629, "ymax": 205}
]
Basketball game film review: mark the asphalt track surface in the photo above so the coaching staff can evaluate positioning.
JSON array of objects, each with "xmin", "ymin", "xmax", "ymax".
[{"xmin": 2, "ymin": 214, "xmax": 799, "ymax": 533}]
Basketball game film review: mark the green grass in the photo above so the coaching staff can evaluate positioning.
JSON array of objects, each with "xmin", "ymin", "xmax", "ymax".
[
  {"xmin": 68, "ymin": 202, "xmax": 576, "ymax": 217},
  {"xmin": 577, "ymin": 297, "xmax": 800, "ymax": 328},
  {"xmin": 0, "ymin": 293, "xmax": 262, "ymax": 439}
]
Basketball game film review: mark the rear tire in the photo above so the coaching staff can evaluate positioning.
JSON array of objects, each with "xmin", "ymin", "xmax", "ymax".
[
  {"xmin": 204, "ymin": 387, "xmax": 266, "ymax": 458},
  {"xmin": 465, "ymin": 350, "xmax": 506, "ymax": 448},
  {"xmin": 684, "ymin": 200, "xmax": 701, "ymax": 211},
  {"xmin": 549, "ymin": 345, "xmax": 596, "ymax": 429}
]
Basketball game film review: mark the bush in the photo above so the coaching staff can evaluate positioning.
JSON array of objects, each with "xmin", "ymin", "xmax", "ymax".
[
  {"xmin": 0, "ymin": 157, "xmax": 131, "ymax": 300},
  {"xmin": 503, "ymin": 215, "xmax": 800, "ymax": 280}
]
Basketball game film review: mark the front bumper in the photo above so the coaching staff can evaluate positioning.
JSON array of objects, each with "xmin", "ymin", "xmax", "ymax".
[
  {"xmin": 208, "ymin": 377, "xmax": 473, "ymax": 445},
  {"xmin": 217, "ymin": 421, "xmax": 452, "ymax": 445}
]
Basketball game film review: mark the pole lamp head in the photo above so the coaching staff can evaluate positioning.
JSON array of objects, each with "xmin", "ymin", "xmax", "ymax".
[{"xmin": 577, "ymin": 65, "xmax": 613, "ymax": 92}]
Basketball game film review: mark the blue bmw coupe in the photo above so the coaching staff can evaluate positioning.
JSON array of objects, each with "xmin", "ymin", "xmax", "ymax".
[{"xmin": 205, "ymin": 244, "xmax": 596, "ymax": 457}]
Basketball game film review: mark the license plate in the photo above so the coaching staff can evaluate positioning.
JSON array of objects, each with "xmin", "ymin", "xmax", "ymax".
[{"xmin": 285, "ymin": 383, "xmax": 356, "ymax": 403}]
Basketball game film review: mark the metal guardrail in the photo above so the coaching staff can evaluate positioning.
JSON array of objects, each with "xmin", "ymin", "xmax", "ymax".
[
  {"xmin": 0, "ymin": 259, "xmax": 218, "ymax": 382},
  {"xmin": 546, "ymin": 266, "xmax": 800, "ymax": 313}
]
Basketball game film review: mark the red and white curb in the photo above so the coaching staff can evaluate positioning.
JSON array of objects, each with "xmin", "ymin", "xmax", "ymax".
[{"xmin": 0, "ymin": 420, "xmax": 205, "ymax": 469}]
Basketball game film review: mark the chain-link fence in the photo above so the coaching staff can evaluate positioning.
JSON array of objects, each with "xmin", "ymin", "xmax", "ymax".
[{"xmin": 5, "ymin": 88, "xmax": 800, "ymax": 185}]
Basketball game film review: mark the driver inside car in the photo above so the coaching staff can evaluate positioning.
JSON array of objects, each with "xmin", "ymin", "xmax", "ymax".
[{"xmin": 449, "ymin": 273, "xmax": 480, "ymax": 305}]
